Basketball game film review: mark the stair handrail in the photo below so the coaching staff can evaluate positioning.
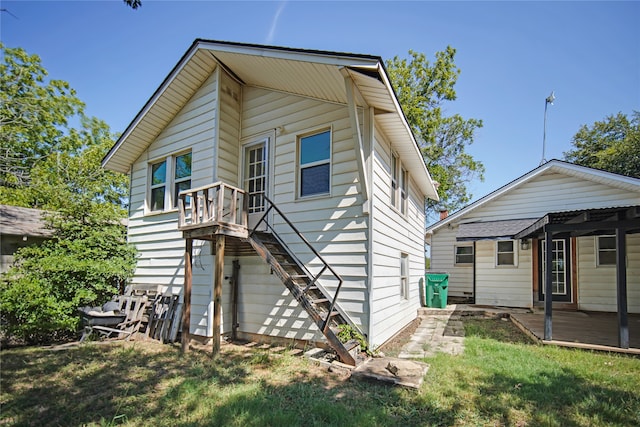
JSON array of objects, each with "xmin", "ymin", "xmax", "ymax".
[{"xmin": 250, "ymin": 195, "xmax": 344, "ymax": 332}]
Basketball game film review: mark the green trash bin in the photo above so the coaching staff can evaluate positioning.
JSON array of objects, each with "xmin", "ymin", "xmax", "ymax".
[{"xmin": 425, "ymin": 273, "xmax": 449, "ymax": 308}]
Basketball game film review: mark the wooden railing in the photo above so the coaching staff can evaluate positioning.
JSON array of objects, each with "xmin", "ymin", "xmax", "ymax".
[{"xmin": 177, "ymin": 182, "xmax": 248, "ymax": 235}]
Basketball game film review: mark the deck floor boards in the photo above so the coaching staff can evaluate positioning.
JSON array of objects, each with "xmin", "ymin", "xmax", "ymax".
[{"xmin": 511, "ymin": 311, "xmax": 640, "ymax": 353}]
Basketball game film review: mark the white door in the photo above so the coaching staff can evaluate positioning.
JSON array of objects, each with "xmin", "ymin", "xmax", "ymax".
[{"xmin": 243, "ymin": 139, "xmax": 268, "ymax": 230}]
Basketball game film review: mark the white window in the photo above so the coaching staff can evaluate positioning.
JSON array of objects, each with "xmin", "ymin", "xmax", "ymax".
[
  {"xmin": 455, "ymin": 245, "xmax": 474, "ymax": 265},
  {"xmin": 298, "ymin": 130, "xmax": 331, "ymax": 198},
  {"xmin": 391, "ymin": 153, "xmax": 398, "ymax": 207},
  {"xmin": 596, "ymin": 235, "xmax": 616, "ymax": 266},
  {"xmin": 400, "ymin": 167, "xmax": 408, "ymax": 215},
  {"xmin": 496, "ymin": 240, "xmax": 517, "ymax": 266},
  {"xmin": 391, "ymin": 153, "xmax": 409, "ymax": 215},
  {"xmin": 400, "ymin": 252, "xmax": 409, "ymax": 299},
  {"xmin": 148, "ymin": 151, "xmax": 192, "ymax": 212}
]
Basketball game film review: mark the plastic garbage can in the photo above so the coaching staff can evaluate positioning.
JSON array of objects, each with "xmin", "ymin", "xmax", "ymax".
[{"xmin": 425, "ymin": 273, "xmax": 449, "ymax": 308}]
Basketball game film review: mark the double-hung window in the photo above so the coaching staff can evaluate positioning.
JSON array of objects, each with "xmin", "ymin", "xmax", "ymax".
[
  {"xmin": 390, "ymin": 153, "xmax": 409, "ymax": 214},
  {"xmin": 400, "ymin": 252, "xmax": 409, "ymax": 299},
  {"xmin": 299, "ymin": 130, "xmax": 331, "ymax": 198},
  {"xmin": 455, "ymin": 245, "xmax": 474, "ymax": 265},
  {"xmin": 496, "ymin": 240, "xmax": 517, "ymax": 266},
  {"xmin": 173, "ymin": 152, "xmax": 192, "ymax": 207},
  {"xmin": 596, "ymin": 235, "xmax": 616, "ymax": 266},
  {"xmin": 148, "ymin": 151, "xmax": 192, "ymax": 212}
]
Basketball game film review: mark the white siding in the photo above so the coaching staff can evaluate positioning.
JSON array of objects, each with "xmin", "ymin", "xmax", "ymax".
[
  {"xmin": 474, "ymin": 240, "xmax": 532, "ymax": 307},
  {"xmin": 217, "ymin": 71, "xmax": 241, "ymax": 185},
  {"xmin": 369, "ymin": 126, "xmax": 426, "ymax": 348},
  {"xmin": 577, "ymin": 235, "xmax": 640, "ymax": 313},
  {"xmin": 429, "ymin": 227, "xmax": 474, "ymax": 298},
  {"xmin": 233, "ymin": 256, "xmax": 320, "ymax": 341},
  {"xmin": 468, "ymin": 172, "xmax": 640, "ymax": 222},
  {"xmin": 235, "ymin": 86, "xmax": 369, "ymax": 342},
  {"xmin": 431, "ymin": 169, "xmax": 640, "ymax": 309},
  {"xmin": 128, "ymin": 69, "xmax": 219, "ymax": 336}
]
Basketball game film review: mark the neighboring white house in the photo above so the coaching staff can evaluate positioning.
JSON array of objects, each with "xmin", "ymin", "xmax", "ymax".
[
  {"xmin": 102, "ymin": 39, "xmax": 439, "ymax": 360},
  {"xmin": 426, "ymin": 160, "xmax": 640, "ymax": 314}
]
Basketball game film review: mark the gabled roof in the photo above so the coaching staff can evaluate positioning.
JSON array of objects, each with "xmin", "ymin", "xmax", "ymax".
[
  {"xmin": 102, "ymin": 39, "xmax": 438, "ymax": 200},
  {"xmin": 426, "ymin": 160, "xmax": 640, "ymax": 234}
]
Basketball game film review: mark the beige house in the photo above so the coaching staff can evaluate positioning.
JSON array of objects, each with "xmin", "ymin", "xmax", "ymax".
[
  {"xmin": 426, "ymin": 160, "xmax": 640, "ymax": 348},
  {"xmin": 102, "ymin": 39, "xmax": 439, "ymax": 363}
]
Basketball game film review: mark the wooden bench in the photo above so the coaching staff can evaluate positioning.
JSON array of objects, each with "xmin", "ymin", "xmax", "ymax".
[{"xmin": 80, "ymin": 295, "xmax": 149, "ymax": 341}]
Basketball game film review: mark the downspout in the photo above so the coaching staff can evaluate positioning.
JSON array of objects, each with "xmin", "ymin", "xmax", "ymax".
[{"xmin": 365, "ymin": 107, "xmax": 375, "ymax": 345}]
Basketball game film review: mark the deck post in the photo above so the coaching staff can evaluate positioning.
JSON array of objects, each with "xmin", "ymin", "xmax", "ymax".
[
  {"xmin": 181, "ymin": 238, "xmax": 193, "ymax": 353},
  {"xmin": 213, "ymin": 234, "xmax": 225, "ymax": 356},
  {"xmin": 544, "ymin": 230, "xmax": 553, "ymax": 341},
  {"xmin": 615, "ymin": 228, "xmax": 629, "ymax": 349}
]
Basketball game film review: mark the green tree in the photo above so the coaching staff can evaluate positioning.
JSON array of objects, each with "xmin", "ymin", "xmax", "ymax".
[
  {"xmin": 386, "ymin": 47, "xmax": 484, "ymax": 217},
  {"xmin": 0, "ymin": 46, "xmax": 136, "ymax": 344},
  {"xmin": 0, "ymin": 44, "xmax": 84, "ymax": 189},
  {"xmin": 564, "ymin": 111, "xmax": 640, "ymax": 178}
]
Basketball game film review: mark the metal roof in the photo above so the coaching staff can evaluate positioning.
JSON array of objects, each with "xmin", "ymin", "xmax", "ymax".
[
  {"xmin": 102, "ymin": 39, "xmax": 438, "ymax": 200},
  {"xmin": 514, "ymin": 205, "xmax": 640, "ymax": 239}
]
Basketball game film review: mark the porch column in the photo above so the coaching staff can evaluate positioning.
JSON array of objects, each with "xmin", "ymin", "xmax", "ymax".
[
  {"xmin": 615, "ymin": 228, "xmax": 629, "ymax": 349},
  {"xmin": 213, "ymin": 234, "xmax": 225, "ymax": 356},
  {"xmin": 544, "ymin": 230, "xmax": 553, "ymax": 341},
  {"xmin": 181, "ymin": 237, "xmax": 193, "ymax": 353}
]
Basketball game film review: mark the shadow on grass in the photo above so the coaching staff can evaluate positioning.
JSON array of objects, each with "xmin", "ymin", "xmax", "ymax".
[
  {"xmin": 474, "ymin": 369, "xmax": 640, "ymax": 426},
  {"xmin": 1, "ymin": 341, "xmax": 456, "ymax": 426}
]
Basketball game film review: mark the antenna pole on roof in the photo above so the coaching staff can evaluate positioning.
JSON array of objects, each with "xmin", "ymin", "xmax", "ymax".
[{"xmin": 540, "ymin": 91, "xmax": 555, "ymax": 166}]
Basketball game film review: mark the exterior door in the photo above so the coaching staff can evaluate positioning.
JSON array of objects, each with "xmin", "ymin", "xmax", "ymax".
[
  {"xmin": 538, "ymin": 238, "xmax": 572, "ymax": 302},
  {"xmin": 243, "ymin": 139, "xmax": 268, "ymax": 230}
]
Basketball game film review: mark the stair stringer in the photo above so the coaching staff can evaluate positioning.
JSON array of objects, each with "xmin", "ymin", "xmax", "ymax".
[{"xmin": 245, "ymin": 232, "xmax": 358, "ymax": 366}]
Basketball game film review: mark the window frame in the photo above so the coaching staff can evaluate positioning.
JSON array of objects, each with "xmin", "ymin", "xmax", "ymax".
[
  {"xmin": 173, "ymin": 152, "xmax": 192, "ymax": 209},
  {"xmin": 390, "ymin": 152, "xmax": 409, "ymax": 216},
  {"xmin": 297, "ymin": 128, "xmax": 332, "ymax": 199},
  {"xmin": 496, "ymin": 240, "xmax": 518, "ymax": 267},
  {"xmin": 149, "ymin": 160, "xmax": 167, "ymax": 212},
  {"xmin": 454, "ymin": 244, "xmax": 474, "ymax": 266},
  {"xmin": 596, "ymin": 235, "xmax": 616, "ymax": 267},
  {"xmin": 400, "ymin": 252, "xmax": 409, "ymax": 300},
  {"xmin": 147, "ymin": 150, "xmax": 192, "ymax": 214}
]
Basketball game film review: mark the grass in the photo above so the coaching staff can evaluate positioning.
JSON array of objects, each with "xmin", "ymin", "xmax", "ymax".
[{"xmin": 1, "ymin": 319, "xmax": 639, "ymax": 426}]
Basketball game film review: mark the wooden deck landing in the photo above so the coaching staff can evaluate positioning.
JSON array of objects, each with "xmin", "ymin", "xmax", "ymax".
[{"xmin": 511, "ymin": 311, "xmax": 640, "ymax": 355}]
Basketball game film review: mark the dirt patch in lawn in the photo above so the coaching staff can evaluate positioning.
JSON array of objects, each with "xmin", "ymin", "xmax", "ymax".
[{"xmin": 376, "ymin": 317, "xmax": 421, "ymax": 357}]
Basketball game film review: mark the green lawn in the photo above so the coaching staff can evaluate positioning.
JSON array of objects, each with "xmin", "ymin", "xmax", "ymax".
[{"xmin": 1, "ymin": 319, "xmax": 638, "ymax": 426}]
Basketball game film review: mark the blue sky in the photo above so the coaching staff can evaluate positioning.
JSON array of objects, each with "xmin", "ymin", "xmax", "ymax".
[{"xmin": 2, "ymin": 0, "xmax": 639, "ymax": 210}]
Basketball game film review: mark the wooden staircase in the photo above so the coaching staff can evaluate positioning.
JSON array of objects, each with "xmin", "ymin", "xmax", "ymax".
[{"xmin": 245, "ymin": 231, "xmax": 359, "ymax": 366}]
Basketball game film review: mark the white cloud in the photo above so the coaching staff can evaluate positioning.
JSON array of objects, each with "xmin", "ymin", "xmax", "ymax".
[{"xmin": 266, "ymin": 1, "xmax": 287, "ymax": 44}]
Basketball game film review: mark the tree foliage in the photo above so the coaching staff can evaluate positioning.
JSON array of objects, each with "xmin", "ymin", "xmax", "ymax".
[
  {"xmin": 123, "ymin": 0, "xmax": 142, "ymax": 9},
  {"xmin": 386, "ymin": 47, "xmax": 484, "ymax": 216},
  {"xmin": 0, "ymin": 45, "xmax": 136, "ymax": 344},
  {"xmin": 563, "ymin": 111, "xmax": 640, "ymax": 178},
  {"xmin": 0, "ymin": 43, "xmax": 84, "ymax": 189}
]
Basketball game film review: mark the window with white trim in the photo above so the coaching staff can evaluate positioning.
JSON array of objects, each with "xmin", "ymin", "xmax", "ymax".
[
  {"xmin": 298, "ymin": 130, "xmax": 331, "ymax": 198},
  {"xmin": 148, "ymin": 151, "xmax": 192, "ymax": 212},
  {"xmin": 391, "ymin": 153, "xmax": 409, "ymax": 214},
  {"xmin": 455, "ymin": 245, "xmax": 474, "ymax": 265},
  {"xmin": 596, "ymin": 235, "xmax": 616, "ymax": 266},
  {"xmin": 400, "ymin": 166, "xmax": 408, "ymax": 215},
  {"xmin": 496, "ymin": 240, "xmax": 517, "ymax": 266},
  {"xmin": 400, "ymin": 252, "xmax": 409, "ymax": 299}
]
